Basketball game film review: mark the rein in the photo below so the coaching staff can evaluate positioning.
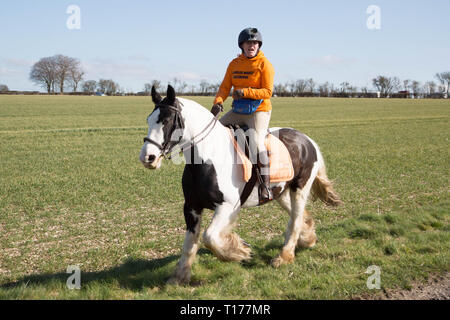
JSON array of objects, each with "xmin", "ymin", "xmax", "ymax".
[{"xmin": 144, "ymin": 104, "xmax": 220, "ymax": 160}]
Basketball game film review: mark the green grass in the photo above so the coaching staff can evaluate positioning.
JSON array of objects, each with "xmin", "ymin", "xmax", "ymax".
[{"xmin": 0, "ymin": 95, "xmax": 449, "ymax": 299}]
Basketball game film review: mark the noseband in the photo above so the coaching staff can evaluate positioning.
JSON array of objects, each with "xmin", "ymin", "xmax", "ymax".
[
  {"xmin": 143, "ymin": 103, "xmax": 219, "ymax": 160},
  {"xmin": 143, "ymin": 104, "xmax": 185, "ymax": 159}
]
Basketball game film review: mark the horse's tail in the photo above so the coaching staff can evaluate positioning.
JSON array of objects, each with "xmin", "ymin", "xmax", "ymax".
[{"xmin": 311, "ymin": 155, "xmax": 343, "ymax": 207}]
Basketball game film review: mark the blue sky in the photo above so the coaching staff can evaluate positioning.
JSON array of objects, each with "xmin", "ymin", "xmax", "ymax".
[{"xmin": 0, "ymin": 0, "xmax": 449, "ymax": 92}]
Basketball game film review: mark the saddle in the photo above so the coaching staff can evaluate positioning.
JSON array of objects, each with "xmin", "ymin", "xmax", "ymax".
[{"xmin": 226, "ymin": 126, "xmax": 294, "ymax": 183}]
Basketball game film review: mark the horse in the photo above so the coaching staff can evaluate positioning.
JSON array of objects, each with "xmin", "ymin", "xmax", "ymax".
[{"xmin": 139, "ymin": 85, "xmax": 342, "ymax": 285}]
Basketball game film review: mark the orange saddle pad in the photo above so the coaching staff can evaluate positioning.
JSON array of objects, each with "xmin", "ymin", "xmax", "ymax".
[{"xmin": 227, "ymin": 129, "xmax": 295, "ymax": 183}]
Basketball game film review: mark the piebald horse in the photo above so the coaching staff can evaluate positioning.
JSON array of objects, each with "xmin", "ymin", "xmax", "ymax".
[{"xmin": 140, "ymin": 85, "xmax": 342, "ymax": 285}]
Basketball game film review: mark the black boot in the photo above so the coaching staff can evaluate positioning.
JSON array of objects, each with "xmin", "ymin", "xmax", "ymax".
[{"xmin": 258, "ymin": 151, "xmax": 273, "ymax": 204}]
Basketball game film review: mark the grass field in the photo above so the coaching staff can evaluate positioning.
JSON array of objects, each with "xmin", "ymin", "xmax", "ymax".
[{"xmin": 0, "ymin": 95, "xmax": 448, "ymax": 299}]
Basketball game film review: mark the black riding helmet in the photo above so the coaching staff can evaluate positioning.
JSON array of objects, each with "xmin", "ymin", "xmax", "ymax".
[{"xmin": 238, "ymin": 28, "xmax": 263, "ymax": 49}]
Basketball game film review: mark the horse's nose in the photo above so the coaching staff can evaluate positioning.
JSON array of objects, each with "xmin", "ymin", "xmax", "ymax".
[{"xmin": 148, "ymin": 155, "xmax": 156, "ymax": 163}]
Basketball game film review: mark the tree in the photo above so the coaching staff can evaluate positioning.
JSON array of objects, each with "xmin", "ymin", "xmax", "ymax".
[
  {"xmin": 372, "ymin": 75, "xmax": 399, "ymax": 97},
  {"xmin": 403, "ymin": 79, "xmax": 411, "ymax": 91},
  {"xmin": 53, "ymin": 55, "xmax": 81, "ymax": 94},
  {"xmin": 294, "ymin": 79, "xmax": 307, "ymax": 94},
  {"xmin": 143, "ymin": 83, "xmax": 152, "ymax": 95},
  {"xmin": 30, "ymin": 56, "xmax": 58, "ymax": 94},
  {"xmin": 82, "ymin": 80, "xmax": 97, "ymax": 94},
  {"xmin": 151, "ymin": 80, "xmax": 161, "ymax": 91},
  {"xmin": 424, "ymin": 81, "xmax": 436, "ymax": 95},
  {"xmin": 410, "ymin": 80, "xmax": 421, "ymax": 98},
  {"xmin": 306, "ymin": 78, "xmax": 315, "ymax": 93},
  {"xmin": 0, "ymin": 84, "xmax": 8, "ymax": 92},
  {"xmin": 199, "ymin": 80, "xmax": 209, "ymax": 95},
  {"xmin": 30, "ymin": 54, "xmax": 83, "ymax": 94},
  {"xmin": 179, "ymin": 81, "xmax": 188, "ymax": 94},
  {"xmin": 318, "ymin": 82, "xmax": 330, "ymax": 97},
  {"xmin": 274, "ymin": 83, "xmax": 287, "ymax": 96},
  {"xmin": 435, "ymin": 72, "xmax": 450, "ymax": 97},
  {"xmin": 98, "ymin": 79, "xmax": 118, "ymax": 95},
  {"xmin": 68, "ymin": 67, "xmax": 85, "ymax": 92}
]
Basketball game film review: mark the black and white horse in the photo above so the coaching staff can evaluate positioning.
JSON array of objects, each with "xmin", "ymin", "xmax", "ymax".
[{"xmin": 140, "ymin": 85, "xmax": 342, "ymax": 284}]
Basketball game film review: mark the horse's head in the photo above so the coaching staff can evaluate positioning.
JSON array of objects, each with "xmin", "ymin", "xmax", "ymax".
[{"xmin": 140, "ymin": 85, "xmax": 184, "ymax": 169}]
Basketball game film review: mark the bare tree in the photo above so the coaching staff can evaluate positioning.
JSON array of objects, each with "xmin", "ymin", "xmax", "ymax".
[
  {"xmin": 69, "ymin": 67, "xmax": 85, "ymax": 92},
  {"xmin": 294, "ymin": 79, "xmax": 308, "ymax": 94},
  {"xmin": 306, "ymin": 78, "xmax": 315, "ymax": 93},
  {"xmin": 82, "ymin": 80, "xmax": 97, "ymax": 94},
  {"xmin": 435, "ymin": 72, "xmax": 450, "ymax": 97},
  {"xmin": 423, "ymin": 81, "xmax": 436, "ymax": 96},
  {"xmin": 151, "ymin": 80, "xmax": 161, "ymax": 91},
  {"xmin": 53, "ymin": 55, "xmax": 80, "ymax": 94},
  {"xmin": 274, "ymin": 83, "xmax": 287, "ymax": 96},
  {"xmin": 0, "ymin": 84, "xmax": 8, "ymax": 92},
  {"xmin": 372, "ymin": 75, "xmax": 398, "ymax": 97},
  {"xmin": 30, "ymin": 54, "xmax": 83, "ymax": 94},
  {"xmin": 402, "ymin": 79, "xmax": 411, "ymax": 91},
  {"xmin": 98, "ymin": 79, "xmax": 118, "ymax": 95},
  {"xmin": 199, "ymin": 80, "xmax": 209, "ymax": 95},
  {"xmin": 339, "ymin": 82, "xmax": 350, "ymax": 93},
  {"xmin": 318, "ymin": 82, "xmax": 330, "ymax": 97},
  {"xmin": 30, "ymin": 57, "xmax": 58, "ymax": 94},
  {"xmin": 179, "ymin": 81, "xmax": 188, "ymax": 94},
  {"xmin": 410, "ymin": 80, "xmax": 421, "ymax": 98},
  {"xmin": 143, "ymin": 83, "xmax": 152, "ymax": 95}
]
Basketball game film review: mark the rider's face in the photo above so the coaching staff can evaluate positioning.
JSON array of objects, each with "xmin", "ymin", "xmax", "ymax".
[{"xmin": 242, "ymin": 41, "xmax": 260, "ymax": 58}]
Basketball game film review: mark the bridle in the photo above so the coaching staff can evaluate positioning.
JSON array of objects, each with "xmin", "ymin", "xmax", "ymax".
[{"xmin": 143, "ymin": 103, "xmax": 220, "ymax": 160}]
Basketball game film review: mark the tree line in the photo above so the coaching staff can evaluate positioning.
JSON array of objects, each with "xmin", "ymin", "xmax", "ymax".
[{"xmin": 15, "ymin": 54, "xmax": 450, "ymax": 98}]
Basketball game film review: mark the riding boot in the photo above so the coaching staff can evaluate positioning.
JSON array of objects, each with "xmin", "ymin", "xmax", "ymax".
[{"xmin": 258, "ymin": 151, "xmax": 273, "ymax": 204}]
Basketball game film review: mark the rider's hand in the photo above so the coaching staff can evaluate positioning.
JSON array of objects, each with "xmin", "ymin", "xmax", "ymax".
[
  {"xmin": 232, "ymin": 89, "xmax": 244, "ymax": 100},
  {"xmin": 210, "ymin": 103, "xmax": 223, "ymax": 116}
]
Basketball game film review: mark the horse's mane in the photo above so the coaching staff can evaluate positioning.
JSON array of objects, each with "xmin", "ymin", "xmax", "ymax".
[{"xmin": 177, "ymin": 97, "xmax": 214, "ymax": 119}]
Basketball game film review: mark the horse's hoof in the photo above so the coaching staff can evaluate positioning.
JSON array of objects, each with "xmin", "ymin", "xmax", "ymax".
[
  {"xmin": 271, "ymin": 257, "xmax": 284, "ymax": 268},
  {"xmin": 271, "ymin": 252, "xmax": 294, "ymax": 268},
  {"xmin": 167, "ymin": 276, "xmax": 189, "ymax": 286},
  {"xmin": 167, "ymin": 270, "xmax": 191, "ymax": 285}
]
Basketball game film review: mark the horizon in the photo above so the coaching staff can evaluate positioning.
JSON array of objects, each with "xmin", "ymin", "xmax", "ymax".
[{"xmin": 1, "ymin": 0, "xmax": 449, "ymax": 93}]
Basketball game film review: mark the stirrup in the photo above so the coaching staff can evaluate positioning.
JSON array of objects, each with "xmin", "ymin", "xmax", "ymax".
[{"xmin": 259, "ymin": 183, "xmax": 273, "ymax": 204}]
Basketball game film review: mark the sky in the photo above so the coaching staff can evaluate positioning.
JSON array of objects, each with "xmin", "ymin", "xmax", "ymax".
[{"xmin": 0, "ymin": 0, "xmax": 449, "ymax": 92}]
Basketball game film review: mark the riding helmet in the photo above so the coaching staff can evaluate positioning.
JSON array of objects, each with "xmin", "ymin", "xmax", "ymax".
[{"xmin": 238, "ymin": 28, "xmax": 263, "ymax": 48}]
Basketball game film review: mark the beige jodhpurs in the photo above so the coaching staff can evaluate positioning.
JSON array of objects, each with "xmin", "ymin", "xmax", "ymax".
[{"xmin": 219, "ymin": 110, "xmax": 271, "ymax": 170}]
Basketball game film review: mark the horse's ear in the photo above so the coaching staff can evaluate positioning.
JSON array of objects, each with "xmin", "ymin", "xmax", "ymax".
[
  {"xmin": 166, "ymin": 85, "xmax": 176, "ymax": 106},
  {"xmin": 151, "ymin": 86, "xmax": 162, "ymax": 104}
]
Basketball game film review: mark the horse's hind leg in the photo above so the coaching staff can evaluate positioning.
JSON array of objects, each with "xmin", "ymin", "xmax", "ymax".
[
  {"xmin": 272, "ymin": 175, "xmax": 317, "ymax": 267},
  {"xmin": 297, "ymin": 209, "xmax": 317, "ymax": 248},
  {"xmin": 168, "ymin": 204, "xmax": 202, "ymax": 285},
  {"xmin": 203, "ymin": 203, "xmax": 251, "ymax": 262},
  {"xmin": 276, "ymin": 190, "xmax": 317, "ymax": 249}
]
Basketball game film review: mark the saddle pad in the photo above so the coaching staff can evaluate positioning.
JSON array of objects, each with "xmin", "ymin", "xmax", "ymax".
[
  {"xmin": 265, "ymin": 133, "xmax": 295, "ymax": 183},
  {"xmin": 227, "ymin": 129, "xmax": 253, "ymax": 182},
  {"xmin": 227, "ymin": 129, "xmax": 295, "ymax": 183}
]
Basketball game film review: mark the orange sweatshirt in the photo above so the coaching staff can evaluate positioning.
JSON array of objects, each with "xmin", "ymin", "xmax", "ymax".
[{"xmin": 214, "ymin": 51, "xmax": 275, "ymax": 112}]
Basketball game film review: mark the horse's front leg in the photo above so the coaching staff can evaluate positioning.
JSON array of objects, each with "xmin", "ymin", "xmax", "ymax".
[
  {"xmin": 168, "ymin": 204, "xmax": 202, "ymax": 285},
  {"xmin": 203, "ymin": 202, "xmax": 251, "ymax": 262}
]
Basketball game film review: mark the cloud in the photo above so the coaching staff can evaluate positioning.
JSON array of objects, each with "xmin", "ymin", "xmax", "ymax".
[
  {"xmin": 308, "ymin": 54, "xmax": 358, "ymax": 67},
  {"xmin": 3, "ymin": 58, "xmax": 34, "ymax": 68},
  {"xmin": 0, "ymin": 67, "xmax": 23, "ymax": 77},
  {"xmin": 170, "ymin": 72, "xmax": 204, "ymax": 82},
  {"xmin": 82, "ymin": 59, "xmax": 153, "ymax": 80},
  {"xmin": 0, "ymin": 58, "xmax": 32, "ymax": 78}
]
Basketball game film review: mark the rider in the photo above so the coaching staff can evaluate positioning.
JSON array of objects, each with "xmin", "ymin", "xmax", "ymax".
[{"xmin": 211, "ymin": 27, "xmax": 275, "ymax": 202}]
